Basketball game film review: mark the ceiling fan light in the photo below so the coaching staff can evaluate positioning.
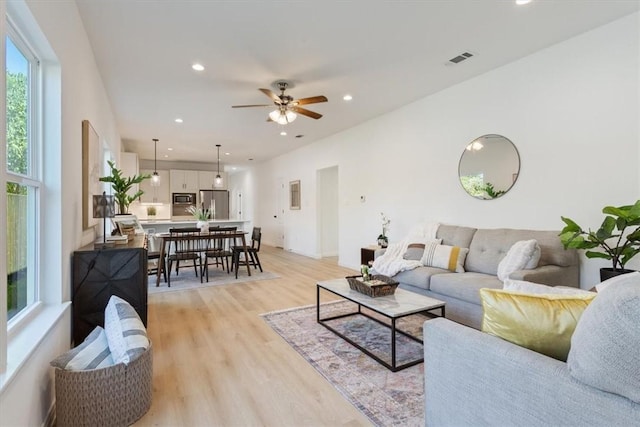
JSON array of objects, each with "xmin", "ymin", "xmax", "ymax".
[
  {"xmin": 285, "ymin": 110, "xmax": 297, "ymax": 123},
  {"xmin": 269, "ymin": 109, "xmax": 281, "ymax": 122}
]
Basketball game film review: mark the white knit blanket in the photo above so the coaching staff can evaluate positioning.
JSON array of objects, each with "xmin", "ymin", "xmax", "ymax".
[{"xmin": 371, "ymin": 222, "xmax": 440, "ymax": 277}]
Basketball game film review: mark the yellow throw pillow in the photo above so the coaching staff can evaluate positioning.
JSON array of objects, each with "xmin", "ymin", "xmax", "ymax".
[{"xmin": 480, "ymin": 288, "xmax": 595, "ymax": 361}]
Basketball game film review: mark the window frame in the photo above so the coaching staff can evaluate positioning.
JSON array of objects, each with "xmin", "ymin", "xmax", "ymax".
[{"xmin": 4, "ymin": 15, "xmax": 43, "ymax": 334}]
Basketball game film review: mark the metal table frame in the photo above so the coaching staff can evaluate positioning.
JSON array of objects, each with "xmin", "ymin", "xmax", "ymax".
[{"xmin": 317, "ymin": 282, "xmax": 445, "ymax": 372}]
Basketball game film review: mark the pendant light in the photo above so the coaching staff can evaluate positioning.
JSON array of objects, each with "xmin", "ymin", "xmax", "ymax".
[
  {"xmin": 215, "ymin": 144, "xmax": 222, "ymax": 186},
  {"xmin": 151, "ymin": 138, "xmax": 160, "ymax": 187}
]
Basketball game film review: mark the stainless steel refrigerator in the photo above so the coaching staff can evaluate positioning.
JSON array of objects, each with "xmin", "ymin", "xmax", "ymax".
[{"xmin": 199, "ymin": 190, "xmax": 229, "ymax": 220}]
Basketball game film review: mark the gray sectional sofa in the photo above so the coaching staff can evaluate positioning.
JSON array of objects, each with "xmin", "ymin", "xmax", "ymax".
[{"xmin": 381, "ymin": 224, "xmax": 580, "ymax": 329}]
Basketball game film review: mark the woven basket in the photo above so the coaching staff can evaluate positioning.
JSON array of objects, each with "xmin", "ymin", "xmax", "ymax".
[
  {"xmin": 54, "ymin": 343, "xmax": 153, "ymax": 427},
  {"xmin": 346, "ymin": 274, "xmax": 398, "ymax": 297}
]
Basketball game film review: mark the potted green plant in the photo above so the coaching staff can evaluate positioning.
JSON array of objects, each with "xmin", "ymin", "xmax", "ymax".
[
  {"xmin": 99, "ymin": 160, "xmax": 150, "ymax": 215},
  {"xmin": 559, "ymin": 200, "xmax": 640, "ymax": 281},
  {"xmin": 146, "ymin": 206, "xmax": 157, "ymax": 221}
]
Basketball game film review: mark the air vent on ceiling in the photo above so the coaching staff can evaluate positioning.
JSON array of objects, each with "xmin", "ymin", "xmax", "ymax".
[{"xmin": 448, "ymin": 52, "xmax": 474, "ymax": 64}]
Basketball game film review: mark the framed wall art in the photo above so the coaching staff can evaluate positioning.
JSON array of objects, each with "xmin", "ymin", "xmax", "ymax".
[
  {"xmin": 289, "ymin": 180, "xmax": 301, "ymax": 210},
  {"xmin": 82, "ymin": 120, "xmax": 102, "ymax": 230}
]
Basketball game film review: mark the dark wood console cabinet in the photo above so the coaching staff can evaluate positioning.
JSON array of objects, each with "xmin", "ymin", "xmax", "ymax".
[{"xmin": 72, "ymin": 237, "xmax": 148, "ymax": 344}]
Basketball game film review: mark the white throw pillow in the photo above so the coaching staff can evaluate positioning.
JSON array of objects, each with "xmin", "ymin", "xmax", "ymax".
[
  {"xmin": 50, "ymin": 326, "xmax": 115, "ymax": 370},
  {"xmin": 104, "ymin": 295, "xmax": 149, "ymax": 365},
  {"xmin": 596, "ymin": 271, "xmax": 640, "ymax": 293},
  {"xmin": 497, "ymin": 239, "xmax": 541, "ymax": 281},
  {"xmin": 568, "ymin": 274, "xmax": 640, "ymax": 403},
  {"xmin": 421, "ymin": 242, "xmax": 468, "ymax": 272},
  {"xmin": 504, "ymin": 279, "xmax": 595, "ymax": 296}
]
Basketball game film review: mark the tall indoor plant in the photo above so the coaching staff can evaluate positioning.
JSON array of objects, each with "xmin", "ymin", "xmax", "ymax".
[
  {"xmin": 99, "ymin": 160, "xmax": 150, "ymax": 215},
  {"xmin": 559, "ymin": 200, "xmax": 640, "ymax": 280}
]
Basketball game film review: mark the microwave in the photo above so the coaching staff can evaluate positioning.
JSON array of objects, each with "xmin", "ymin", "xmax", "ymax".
[{"xmin": 172, "ymin": 193, "xmax": 196, "ymax": 205}]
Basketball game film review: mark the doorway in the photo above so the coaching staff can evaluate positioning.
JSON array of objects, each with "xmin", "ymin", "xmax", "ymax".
[
  {"xmin": 317, "ymin": 166, "xmax": 339, "ymax": 257},
  {"xmin": 274, "ymin": 177, "xmax": 285, "ymax": 248}
]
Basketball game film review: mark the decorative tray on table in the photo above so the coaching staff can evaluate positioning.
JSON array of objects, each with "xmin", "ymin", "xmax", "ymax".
[{"xmin": 345, "ymin": 274, "xmax": 399, "ymax": 298}]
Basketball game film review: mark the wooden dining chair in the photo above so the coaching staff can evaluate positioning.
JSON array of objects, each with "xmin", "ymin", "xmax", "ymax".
[
  {"xmin": 231, "ymin": 227, "xmax": 262, "ymax": 279},
  {"xmin": 145, "ymin": 233, "xmax": 167, "ymax": 283},
  {"xmin": 201, "ymin": 227, "xmax": 237, "ymax": 280},
  {"xmin": 167, "ymin": 227, "xmax": 203, "ymax": 285}
]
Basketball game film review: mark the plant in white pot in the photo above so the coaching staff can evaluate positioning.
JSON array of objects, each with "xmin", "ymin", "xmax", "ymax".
[
  {"xmin": 559, "ymin": 200, "xmax": 640, "ymax": 281},
  {"xmin": 187, "ymin": 205, "xmax": 210, "ymax": 233}
]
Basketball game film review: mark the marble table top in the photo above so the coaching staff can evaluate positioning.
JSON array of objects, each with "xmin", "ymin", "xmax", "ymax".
[{"xmin": 317, "ymin": 278, "xmax": 445, "ymax": 318}]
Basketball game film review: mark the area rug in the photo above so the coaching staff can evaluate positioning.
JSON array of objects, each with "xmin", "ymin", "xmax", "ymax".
[
  {"xmin": 148, "ymin": 267, "xmax": 279, "ymax": 294},
  {"xmin": 262, "ymin": 301, "xmax": 426, "ymax": 427}
]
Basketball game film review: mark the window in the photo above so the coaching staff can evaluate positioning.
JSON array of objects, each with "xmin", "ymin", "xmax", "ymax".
[{"xmin": 5, "ymin": 23, "xmax": 41, "ymax": 323}]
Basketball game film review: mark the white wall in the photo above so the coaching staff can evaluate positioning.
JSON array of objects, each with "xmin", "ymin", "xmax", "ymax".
[
  {"xmin": 0, "ymin": 1, "xmax": 123, "ymax": 425},
  {"xmin": 253, "ymin": 13, "xmax": 639, "ymax": 288}
]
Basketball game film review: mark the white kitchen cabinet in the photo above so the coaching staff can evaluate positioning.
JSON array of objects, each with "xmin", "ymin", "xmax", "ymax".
[
  {"xmin": 170, "ymin": 169, "xmax": 199, "ymax": 194},
  {"xmin": 120, "ymin": 152, "xmax": 139, "ymax": 197},
  {"xmin": 139, "ymin": 169, "xmax": 170, "ymax": 204},
  {"xmin": 198, "ymin": 170, "xmax": 228, "ymax": 191}
]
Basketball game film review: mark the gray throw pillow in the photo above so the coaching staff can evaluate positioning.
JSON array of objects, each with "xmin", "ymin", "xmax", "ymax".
[
  {"xmin": 567, "ymin": 272, "xmax": 640, "ymax": 403},
  {"xmin": 403, "ymin": 243, "xmax": 426, "ymax": 261}
]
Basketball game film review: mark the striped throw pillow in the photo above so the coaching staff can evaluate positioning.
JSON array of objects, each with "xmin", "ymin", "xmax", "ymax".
[
  {"xmin": 421, "ymin": 243, "xmax": 468, "ymax": 272},
  {"xmin": 50, "ymin": 326, "xmax": 115, "ymax": 370},
  {"xmin": 104, "ymin": 295, "xmax": 149, "ymax": 365}
]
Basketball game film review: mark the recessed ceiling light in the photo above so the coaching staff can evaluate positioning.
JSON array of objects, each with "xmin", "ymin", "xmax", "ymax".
[
  {"xmin": 343, "ymin": 94, "xmax": 353, "ymax": 101},
  {"xmin": 225, "ymin": 152, "xmax": 230, "ymax": 156},
  {"xmin": 167, "ymin": 147, "xmax": 173, "ymax": 151},
  {"xmin": 232, "ymin": 167, "xmax": 237, "ymax": 170},
  {"xmin": 164, "ymin": 154, "xmax": 169, "ymax": 158},
  {"xmin": 175, "ymin": 118, "xmax": 183, "ymax": 123},
  {"xmin": 515, "ymin": 0, "xmax": 531, "ymax": 5},
  {"xmin": 192, "ymin": 63, "xmax": 205, "ymax": 71},
  {"xmin": 280, "ymin": 131, "xmax": 287, "ymax": 136}
]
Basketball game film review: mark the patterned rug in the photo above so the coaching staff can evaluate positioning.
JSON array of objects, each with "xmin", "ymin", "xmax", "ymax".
[
  {"xmin": 262, "ymin": 301, "xmax": 426, "ymax": 427},
  {"xmin": 148, "ymin": 267, "xmax": 279, "ymax": 294}
]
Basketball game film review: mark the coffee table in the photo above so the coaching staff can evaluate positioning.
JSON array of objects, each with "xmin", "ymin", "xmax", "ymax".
[{"xmin": 316, "ymin": 278, "xmax": 445, "ymax": 372}]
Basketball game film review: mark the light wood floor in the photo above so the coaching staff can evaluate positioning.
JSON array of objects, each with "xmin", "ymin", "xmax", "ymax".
[{"xmin": 137, "ymin": 245, "xmax": 373, "ymax": 427}]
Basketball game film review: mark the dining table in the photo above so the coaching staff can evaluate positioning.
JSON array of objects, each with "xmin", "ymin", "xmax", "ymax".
[{"xmin": 152, "ymin": 230, "xmax": 251, "ymax": 287}]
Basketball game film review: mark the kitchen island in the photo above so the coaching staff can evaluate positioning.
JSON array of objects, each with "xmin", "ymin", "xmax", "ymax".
[{"xmin": 139, "ymin": 219, "xmax": 249, "ymax": 234}]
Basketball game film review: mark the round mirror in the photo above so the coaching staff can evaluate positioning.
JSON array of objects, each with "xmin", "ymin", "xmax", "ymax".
[{"xmin": 458, "ymin": 134, "xmax": 520, "ymax": 200}]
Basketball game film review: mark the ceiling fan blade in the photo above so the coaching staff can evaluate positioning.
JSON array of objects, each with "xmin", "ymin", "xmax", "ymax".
[
  {"xmin": 290, "ymin": 106, "xmax": 322, "ymax": 119},
  {"xmin": 259, "ymin": 88, "xmax": 282, "ymax": 104},
  {"xmin": 231, "ymin": 104, "xmax": 271, "ymax": 108},
  {"xmin": 295, "ymin": 95, "xmax": 328, "ymax": 106}
]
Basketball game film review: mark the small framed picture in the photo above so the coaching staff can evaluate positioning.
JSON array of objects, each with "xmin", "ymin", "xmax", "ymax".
[
  {"xmin": 290, "ymin": 180, "xmax": 301, "ymax": 210},
  {"xmin": 111, "ymin": 214, "xmax": 145, "ymax": 235}
]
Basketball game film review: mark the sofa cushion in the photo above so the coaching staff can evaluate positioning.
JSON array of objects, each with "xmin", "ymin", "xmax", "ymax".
[
  {"xmin": 104, "ymin": 295, "xmax": 149, "ymax": 365},
  {"xmin": 497, "ymin": 240, "xmax": 541, "ymax": 281},
  {"xmin": 430, "ymin": 272, "xmax": 502, "ymax": 305},
  {"xmin": 466, "ymin": 229, "xmax": 575, "ymax": 276},
  {"xmin": 50, "ymin": 326, "xmax": 115, "ymax": 370},
  {"xmin": 394, "ymin": 266, "xmax": 449, "ymax": 291},
  {"xmin": 567, "ymin": 272, "xmax": 640, "ymax": 403},
  {"xmin": 480, "ymin": 289, "xmax": 595, "ymax": 361},
  {"xmin": 436, "ymin": 224, "xmax": 477, "ymax": 248},
  {"xmin": 421, "ymin": 243, "xmax": 469, "ymax": 272}
]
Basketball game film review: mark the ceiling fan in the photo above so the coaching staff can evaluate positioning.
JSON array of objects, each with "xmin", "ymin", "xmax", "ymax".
[{"xmin": 232, "ymin": 81, "xmax": 327, "ymax": 124}]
